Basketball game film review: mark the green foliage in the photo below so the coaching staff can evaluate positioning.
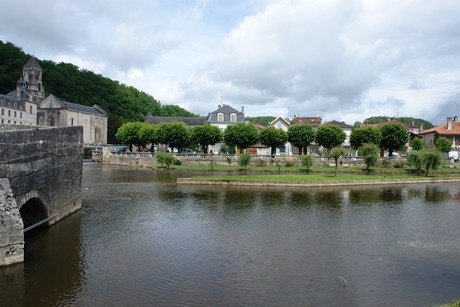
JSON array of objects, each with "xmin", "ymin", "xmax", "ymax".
[
  {"xmin": 223, "ymin": 123, "xmax": 259, "ymax": 150},
  {"xmin": 139, "ymin": 124, "xmax": 159, "ymax": 151},
  {"xmin": 220, "ymin": 144, "xmax": 229, "ymax": 155},
  {"xmin": 350, "ymin": 127, "xmax": 382, "ymax": 149},
  {"xmin": 359, "ymin": 143, "xmax": 379, "ymax": 174},
  {"xmin": 259, "ymin": 126, "xmax": 288, "ymax": 156},
  {"xmin": 238, "ymin": 152, "xmax": 251, "ymax": 172},
  {"xmin": 0, "ymin": 41, "xmax": 196, "ymax": 143},
  {"xmin": 363, "ymin": 116, "xmax": 434, "ymax": 129},
  {"xmin": 191, "ymin": 124, "xmax": 222, "ymax": 153},
  {"xmin": 115, "ymin": 122, "xmax": 145, "ymax": 151},
  {"xmin": 407, "ymin": 151, "xmax": 422, "ymax": 174},
  {"xmin": 329, "ymin": 147, "xmax": 346, "ymax": 177},
  {"xmin": 393, "ymin": 159, "xmax": 406, "ymax": 168},
  {"xmin": 421, "ymin": 149, "xmax": 443, "ymax": 176},
  {"xmin": 301, "ymin": 155, "xmax": 314, "ymax": 172},
  {"xmin": 155, "ymin": 151, "xmax": 175, "ymax": 169},
  {"xmin": 435, "ymin": 136, "xmax": 452, "ymax": 154},
  {"xmin": 379, "ymin": 123, "xmax": 409, "ymax": 156},
  {"xmin": 287, "ymin": 124, "xmax": 315, "ymax": 154},
  {"xmin": 245, "ymin": 116, "xmax": 276, "ymax": 126},
  {"xmin": 157, "ymin": 122, "xmax": 191, "ymax": 151},
  {"xmin": 410, "ymin": 137, "xmax": 425, "ymax": 151},
  {"xmin": 315, "ymin": 124, "xmax": 346, "ymax": 150}
]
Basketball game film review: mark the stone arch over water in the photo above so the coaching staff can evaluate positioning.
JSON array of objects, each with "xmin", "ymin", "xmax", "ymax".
[{"xmin": 19, "ymin": 197, "xmax": 48, "ymax": 229}]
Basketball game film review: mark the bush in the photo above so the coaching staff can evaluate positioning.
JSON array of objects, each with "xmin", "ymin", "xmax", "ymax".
[
  {"xmin": 174, "ymin": 158, "xmax": 182, "ymax": 165},
  {"xmin": 393, "ymin": 158, "xmax": 406, "ymax": 168},
  {"xmin": 155, "ymin": 151, "xmax": 175, "ymax": 169},
  {"xmin": 284, "ymin": 157, "xmax": 295, "ymax": 167},
  {"xmin": 238, "ymin": 152, "xmax": 251, "ymax": 172},
  {"xmin": 301, "ymin": 155, "xmax": 314, "ymax": 172},
  {"xmin": 381, "ymin": 159, "xmax": 392, "ymax": 168},
  {"xmin": 255, "ymin": 159, "xmax": 267, "ymax": 167}
]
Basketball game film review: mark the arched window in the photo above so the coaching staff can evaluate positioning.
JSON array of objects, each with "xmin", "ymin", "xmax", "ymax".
[
  {"xmin": 230, "ymin": 113, "xmax": 237, "ymax": 122},
  {"xmin": 217, "ymin": 113, "xmax": 224, "ymax": 122}
]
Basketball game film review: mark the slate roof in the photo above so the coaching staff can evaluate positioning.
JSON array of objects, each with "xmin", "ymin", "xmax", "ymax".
[
  {"xmin": 24, "ymin": 56, "xmax": 41, "ymax": 69},
  {"xmin": 64, "ymin": 101, "xmax": 107, "ymax": 116},
  {"xmin": 145, "ymin": 112, "xmax": 206, "ymax": 125},
  {"xmin": 290, "ymin": 116, "xmax": 322, "ymax": 127},
  {"xmin": 207, "ymin": 104, "xmax": 245, "ymax": 123}
]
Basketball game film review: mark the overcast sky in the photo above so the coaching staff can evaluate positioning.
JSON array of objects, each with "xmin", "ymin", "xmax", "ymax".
[{"xmin": 1, "ymin": 0, "xmax": 460, "ymax": 125}]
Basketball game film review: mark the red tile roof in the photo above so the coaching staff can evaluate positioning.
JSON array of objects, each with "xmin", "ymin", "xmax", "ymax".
[
  {"xmin": 419, "ymin": 121, "xmax": 460, "ymax": 136},
  {"xmin": 290, "ymin": 116, "xmax": 322, "ymax": 127}
]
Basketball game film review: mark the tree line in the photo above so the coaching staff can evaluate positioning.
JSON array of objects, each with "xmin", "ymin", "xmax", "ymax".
[{"xmin": 117, "ymin": 121, "xmax": 451, "ymax": 176}]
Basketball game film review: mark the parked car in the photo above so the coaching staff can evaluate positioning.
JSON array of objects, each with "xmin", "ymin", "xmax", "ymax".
[
  {"xmin": 178, "ymin": 148, "xmax": 196, "ymax": 154},
  {"xmin": 389, "ymin": 152, "xmax": 400, "ymax": 158},
  {"xmin": 111, "ymin": 146, "xmax": 128, "ymax": 153}
]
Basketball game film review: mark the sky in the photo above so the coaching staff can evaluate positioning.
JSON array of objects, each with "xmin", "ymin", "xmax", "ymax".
[{"xmin": 1, "ymin": 0, "xmax": 460, "ymax": 125}]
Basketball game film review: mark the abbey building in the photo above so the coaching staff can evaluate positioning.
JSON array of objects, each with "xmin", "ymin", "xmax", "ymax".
[{"xmin": 0, "ymin": 57, "xmax": 108, "ymax": 145}]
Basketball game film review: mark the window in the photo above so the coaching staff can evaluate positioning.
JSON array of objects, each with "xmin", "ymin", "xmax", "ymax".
[
  {"xmin": 14, "ymin": 111, "xmax": 17, "ymax": 118},
  {"xmin": 20, "ymin": 112, "xmax": 22, "ymax": 119},
  {"xmin": 230, "ymin": 113, "xmax": 237, "ymax": 122},
  {"xmin": 217, "ymin": 113, "xmax": 224, "ymax": 122},
  {"xmin": 29, "ymin": 106, "xmax": 33, "ymax": 114},
  {"xmin": 71, "ymin": 118, "xmax": 74, "ymax": 126},
  {"xmin": 277, "ymin": 122, "xmax": 282, "ymax": 129},
  {"xmin": 8, "ymin": 110, "xmax": 11, "ymax": 117},
  {"xmin": 1, "ymin": 109, "xmax": 3, "ymax": 116}
]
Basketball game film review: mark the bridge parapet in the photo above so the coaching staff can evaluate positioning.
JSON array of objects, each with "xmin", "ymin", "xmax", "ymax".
[{"xmin": 0, "ymin": 126, "xmax": 83, "ymax": 266}]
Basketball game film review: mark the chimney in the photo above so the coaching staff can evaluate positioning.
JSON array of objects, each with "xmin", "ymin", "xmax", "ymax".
[
  {"xmin": 454, "ymin": 116, "xmax": 458, "ymax": 122},
  {"xmin": 241, "ymin": 106, "xmax": 244, "ymax": 114},
  {"xmin": 447, "ymin": 117, "xmax": 453, "ymax": 130}
]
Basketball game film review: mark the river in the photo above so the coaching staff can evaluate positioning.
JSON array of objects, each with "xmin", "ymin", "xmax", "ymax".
[{"xmin": 1, "ymin": 163, "xmax": 460, "ymax": 306}]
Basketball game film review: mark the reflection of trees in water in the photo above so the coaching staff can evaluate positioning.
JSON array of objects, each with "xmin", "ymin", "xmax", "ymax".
[
  {"xmin": 379, "ymin": 188, "xmax": 404, "ymax": 204},
  {"xmin": 424, "ymin": 186, "xmax": 450, "ymax": 203},
  {"xmin": 311, "ymin": 190, "xmax": 344, "ymax": 212},
  {"xmin": 349, "ymin": 188, "xmax": 380, "ymax": 205}
]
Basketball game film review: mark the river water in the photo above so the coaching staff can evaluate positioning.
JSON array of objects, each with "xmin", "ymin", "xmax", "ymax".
[{"xmin": 1, "ymin": 163, "xmax": 460, "ymax": 306}]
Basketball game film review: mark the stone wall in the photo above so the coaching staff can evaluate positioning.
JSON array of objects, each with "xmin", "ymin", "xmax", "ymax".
[{"xmin": 0, "ymin": 126, "xmax": 83, "ymax": 266}]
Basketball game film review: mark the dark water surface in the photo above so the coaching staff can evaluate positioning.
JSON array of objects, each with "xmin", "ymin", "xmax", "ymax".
[{"xmin": 1, "ymin": 163, "xmax": 460, "ymax": 306}]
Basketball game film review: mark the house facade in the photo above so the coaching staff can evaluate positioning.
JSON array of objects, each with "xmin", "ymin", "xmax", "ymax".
[
  {"xmin": 207, "ymin": 104, "xmax": 245, "ymax": 154},
  {"xmin": 1, "ymin": 57, "xmax": 108, "ymax": 145},
  {"xmin": 418, "ymin": 116, "xmax": 460, "ymax": 150}
]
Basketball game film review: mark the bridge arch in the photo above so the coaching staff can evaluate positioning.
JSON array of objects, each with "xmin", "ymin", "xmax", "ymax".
[{"xmin": 20, "ymin": 197, "xmax": 48, "ymax": 230}]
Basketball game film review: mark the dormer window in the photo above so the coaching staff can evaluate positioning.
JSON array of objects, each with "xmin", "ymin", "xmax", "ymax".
[
  {"xmin": 217, "ymin": 113, "xmax": 224, "ymax": 122},
  {"xmin": 230, "ymin": 113, "xmax": 237, "ymax": 122}
]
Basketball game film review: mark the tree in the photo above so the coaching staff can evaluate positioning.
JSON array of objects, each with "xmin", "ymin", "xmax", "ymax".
[
  {"xmin": 287, "ymin": 124, "xmax": 315, "ymax": 155},
  {"xmin": 315, "ymin": 124, "xmax": 346, "ymax": 150},
  {"xmin": 191, "ymin": 124, "xmax": 222, "ymax": 153},
  {"xmin": 155, "ymin": 151, "xmax": 175, "ymax": 169},
  {"xmin": 359, "ymin": 143, "xmax": 379, "ymax": 174},
  {"xmin": 410, "ymin": 137, "xmax": 424, "ymax": 151},
  {"xmin": 223, "ymin": 123, "xmax": 259, "ymax": 152},
  {"xmin": 421, "ymin": 149, "xmax": 443, "ymax": 176},
  {"xmin": 115, "ymin": 121, "xmax": 144, "ymax": 151},
  {"xmin": 139, "ymin": 124, "xmax": 159, "ymax": 152},
  {"xmin": 350, "ymin": 127, "xmax": 381, "ymax": 149},
  {"xmin": 379, "ymin": 123, "xmax": 409, "ymax": 157},
  {"xmin": 260, "ymin": 126, "xmax": 288, "ymax": 156},
  {"xmin": 330, "ymin": 147, "xmax": 346, "ymax": 177},
  {"xmin": 301, "ymin": 155, "xmax": 314, "ymax": 173},
  {"xmin": 238, "ymin": 152, "xmax": 251, "ymax": 172},
  {"xmin": 407, "ymin": 151, "xmax": 422, "ymax": 174},
  {"xmin": 157, "ymin": 122, "xmax": 191, "ymax": 152},
  {"xmin": 434, "ymin": 136, "xmax": 452, "ymax": 154}
]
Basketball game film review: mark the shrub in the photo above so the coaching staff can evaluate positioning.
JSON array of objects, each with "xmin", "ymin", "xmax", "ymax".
[
  {"xmin": 301, "ymin": 155, "xmax": 314, "ymax": 172},
  {"xmin": 284, "ymin": 157, "xmax": 295, "ymax": 167},
  {"xmin": 393, "ymin": 158, "xmax": 406, "ymax": 168},
  {"xmin": 255, "ymin": 159, "xmax": 267, "ymax": 167},
  {"xmin": 238, "ymin": 152, "xmax": 251, "ymax": 172},
  {"xmin": 381, "ymin": 158, "xmax": 392, "ymax": 168}
]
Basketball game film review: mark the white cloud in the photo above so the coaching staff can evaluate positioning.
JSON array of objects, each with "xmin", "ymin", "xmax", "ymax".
[{"xmin": 1, "ymin": 0, "xmax": 460, "ymax": 124}]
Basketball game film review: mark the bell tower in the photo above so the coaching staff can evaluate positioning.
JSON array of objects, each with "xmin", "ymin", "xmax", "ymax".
[{"xmin": 19, "ymin": 56, "xmax": 45, "ymax": 103}]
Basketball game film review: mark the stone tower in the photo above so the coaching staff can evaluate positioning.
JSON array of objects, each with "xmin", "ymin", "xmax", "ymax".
[{"xmin": 16, "ymin": 56, "xmax": 45, "ymax": 103}]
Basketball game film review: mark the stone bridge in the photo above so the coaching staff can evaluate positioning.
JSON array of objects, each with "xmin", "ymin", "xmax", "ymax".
[{"xmin": 0, "ymin": 126, "xmax": 83, "ymax": 266}]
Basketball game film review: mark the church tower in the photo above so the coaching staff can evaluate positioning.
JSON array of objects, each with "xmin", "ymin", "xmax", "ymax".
[{"xmin": 17, "ymin": 56, "xmax": 45, "ymax": 103}]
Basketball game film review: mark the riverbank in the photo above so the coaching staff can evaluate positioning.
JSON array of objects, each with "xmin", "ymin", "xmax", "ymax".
[{"xmin": 177, "ymin": 174, "xmax": 460, "ymax": 187}]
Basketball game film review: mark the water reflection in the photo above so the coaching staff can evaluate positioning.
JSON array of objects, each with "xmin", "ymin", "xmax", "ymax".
[{"xmin": 1, "ymin": 164, "xmax": 460, "ymax": 306}]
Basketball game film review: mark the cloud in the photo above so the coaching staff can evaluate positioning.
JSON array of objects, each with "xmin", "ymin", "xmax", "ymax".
[{"xmin": 1, "ymin": 0, "xmax": 460, "ymax": 125}]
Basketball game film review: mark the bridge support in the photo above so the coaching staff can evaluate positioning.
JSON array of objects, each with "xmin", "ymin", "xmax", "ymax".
[{"xmin": 0, "ymin": 179, "xmax": 24, "ymax": 266}]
